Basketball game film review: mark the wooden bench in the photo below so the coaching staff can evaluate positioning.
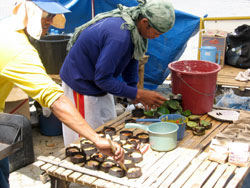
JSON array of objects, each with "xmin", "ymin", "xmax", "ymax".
[
  {"xmin": 217, "ymin": 65, "xmax": 250, "ymax": 91},
  {"xmin": 35, "ymin": 111, "xmax": 250, "ymax": 188}
]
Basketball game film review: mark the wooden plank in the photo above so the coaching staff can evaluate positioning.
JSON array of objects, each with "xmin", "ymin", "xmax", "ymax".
[
  {"xmin": 95, "ymin": 111, "xmax": 131, "ymax": 132},
  {"xmin": 178, "ymin": 115, "xmax": 215, "ymax": 149},
  {"xmin": 105, "ymin": 182, "xmax": 129, "ymax": 188},
  {"xmin": 187, "ymin": 118, "xmax": 222, "ymax": 149},
  {"xmin": 217, "ymin": 65, "xmax": 250, "ymax": 89},
  {"xmin": 118, "ymin": 186, "xmax": 129, "ymax": 188},
  {"xmin": 178, "ymin": 130, "xmax": 195, "ymax": 148},
  {"xmin": 67, "ymin": 172, "xmax": 82, "ymax": 183},
  {"xmin": 203, "ymin": 164, "xmax": 228, "ymax": 188},
  {"xmin": 141, "ymin": 148, "xmax": 185, "ymax": 186},
  {"xmin": 158, "ymin": 149, "xmax": 199, "ymax": 188},
  {"xmin": 33, "ymin": 160, "xmax": 45, "ymax": 168},
  {"xmin": 93, "ymin": 178, "xmax": 109, "ymax": 188},
  {"xmin": 60, "ymin": 169, "xmax": 74, "ymax": 181},
  {"xmin": 136, "ymin": 147, "xmax": 164, "ymax": 170},
  {"xmin": 54, "ymin": 167, "xmax": 67, "ymax": 180},
  {"xmin": 226, "ymin": 167, "xmax": 249, "ymax": 188},
  {"xmin": 182, "ymin": 160, "xmax": 211, "ymax": 188},
  {"xmin": 45, "ymin": 153, "xmax": 66, "ymax": 179},
  {"xmin": 76, "ymin": 174, "xmax": 96, "ymax": 187},
  {"xmin": 151, "ymin": 149, "xmax": 198, "ymax": 188},
  {"xmin": 38, "ymin": 155, "xmax": 139, "ymax": 187},
  {"xmin": 47, "ymin": 165, "xmax": 60, "ymax": 178},
  {"xmin": 195, "ymin": 122, "xmax": 229, "ymax": 150},
  {"xmin": 67, "ymin": 154, "xmax": 98, "ymax": 186},
  {"xmin": 105, "ymin": 181, "xmax": 118, "ymax": 188},
  {"xmin": 169, "ymin": 152, "xmax": 208, "ymax": 188},
  {"xmin": 40, "ymin": 163, "xmax": 53, "ymax": 171},
  {"xmin": 134, "ymin": 151, "xmax": 167, "ymax": 185},
  {"xmin": 104, "ymin": 181, "xmax": 125, "ymax": 188},
  {"xmin": 214, "ymin": 165, "xmax": 237, "ymax": 188},
  {"xmin": 40, "ymin": 156, "xmax": 57, "ymax": 171},
  {"xmin": 135, "ymin": 147, "xmax": 156, "ymax": 168},
  {"xmin": 191, "ymin": 162, "xmax": 218, "ymax": 188}
]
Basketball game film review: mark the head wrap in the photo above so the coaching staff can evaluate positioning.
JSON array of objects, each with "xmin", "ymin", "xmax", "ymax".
[
  {"xmin": 11, "ymin": 0, "xmax": 68, "ymax": 39},
  {"xmin": 140, "ymin": 0, "xmax": 175, "ymax": 33},
  {"xmin": 67, "ymin": 0, "xmax": 175, "ymax": 60}
]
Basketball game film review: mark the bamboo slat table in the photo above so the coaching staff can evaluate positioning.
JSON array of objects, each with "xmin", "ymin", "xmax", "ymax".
[
  {"xmin": 217, "ymin": 65, "xmax": 250, "ymax": 90},
  {"xmin": 35, "ymin": 111, "xmax": 250, "ymax": 188}
]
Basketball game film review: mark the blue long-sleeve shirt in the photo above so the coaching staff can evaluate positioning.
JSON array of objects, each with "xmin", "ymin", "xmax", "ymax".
[{"xmin": 60, "ymin": 17, "xmax": 138, "ymax": 99}]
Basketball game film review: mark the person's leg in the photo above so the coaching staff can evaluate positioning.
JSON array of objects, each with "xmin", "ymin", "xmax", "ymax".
[
  {"xmin": 0, "ymin": 158, "xmax": 10, "ymax": 188},
  {"xmin": 84, "ymin": 94, "xmax": 117, "ymax": 130},
  {"xmin": 62, "ymin": 81, "xmax": 117, "ymax": 145},
  {"xmin": 242, "ymin": 172, "xmax": 250, "ymax": 188},
  {"xmin": 61, "ymin": 82, "xmax": 79, "ymax": 146}
]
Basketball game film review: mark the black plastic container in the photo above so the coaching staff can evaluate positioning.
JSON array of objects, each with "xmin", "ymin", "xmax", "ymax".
[
  {"xmin": 0, "ymin": 113, "xmax": 34, "ymax": 172},
  {"xmin": 30, "ymin": 35, "xmax": 70, "ymax": 74}
]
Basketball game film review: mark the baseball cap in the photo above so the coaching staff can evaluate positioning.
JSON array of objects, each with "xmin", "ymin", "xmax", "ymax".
[{"xmin": 32, "ymin": 0, "xmax": 71, "ymax": 14}]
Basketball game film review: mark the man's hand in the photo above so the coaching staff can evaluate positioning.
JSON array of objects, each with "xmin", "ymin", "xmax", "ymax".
[
  {"xmin": 134, "ymin": 89, "xmax": 167, "ymax": 110},
  {"xmin": 94, "ymin": 137, "xmax": 124, "ymax": 162},
  {"xmin": 51, "ymin": 95, "xmax": 124, "ymax": 161}
]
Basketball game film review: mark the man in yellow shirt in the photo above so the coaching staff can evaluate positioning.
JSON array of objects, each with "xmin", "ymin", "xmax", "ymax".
[{"xmin": 0, "ymin": 1, "xmax": 124, "ymax": 187}]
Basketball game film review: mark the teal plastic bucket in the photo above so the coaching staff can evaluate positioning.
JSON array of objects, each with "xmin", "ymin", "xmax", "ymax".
[
  {"xmin": 125, "ymin": 122, "xmax": 178, "ymax": 151},
  {"xmin": 135, "ymin": 114, "xmax": 187, "ymax": 141},
  {"xmin": 39, "ymin": 114, "xmax": 62, "ymax": 136},
  {"xmin": 200, "ymin": 46, "xmax": 221, "ymax": 64}
]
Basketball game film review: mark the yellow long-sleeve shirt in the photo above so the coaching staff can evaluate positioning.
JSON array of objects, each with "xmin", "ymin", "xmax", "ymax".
[{"xmin": 0, "ymin": 21, "xmax": 63, "ymax": 112}]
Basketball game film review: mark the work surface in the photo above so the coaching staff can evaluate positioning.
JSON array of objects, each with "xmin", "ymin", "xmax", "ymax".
[
  {"xmin": 36, "ymin": 111, "xmax": 250, "ymax": 188},
  {"xmin": 217, "ymin": 65, "xmax": 250, "ymax": 90}
]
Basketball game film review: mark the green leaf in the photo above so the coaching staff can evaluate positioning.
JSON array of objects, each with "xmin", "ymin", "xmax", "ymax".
[
  {"xmin": 156, "ymin": 106, "xmax": 170, "ymax": 116},
  {"xmin": 144, "ymin": 109, "xmax": 156, "ymax": 117},
  {"xmin": 163, "ymin": 100, "xmax": 169, "ymax": 107},
  {"xmin": 177, "ymin": 105, "xmax": 183, "ymax": 113},
  {"xmin": 167, "ymin": 100, "xmax": 180, "ymax": 110},
  {"xmin": 181, "ymin": 110, "xmax": 192, "ymax": 117}
]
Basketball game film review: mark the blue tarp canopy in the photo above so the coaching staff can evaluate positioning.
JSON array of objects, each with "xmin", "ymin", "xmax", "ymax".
[{"xmin": 59, "ymin": 0, "xmax": 200, "ymax": 89}]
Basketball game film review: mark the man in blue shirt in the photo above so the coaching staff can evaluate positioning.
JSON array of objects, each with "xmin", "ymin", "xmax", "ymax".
[{"xmin": 60, "ymin": 0, "xmax": 175, "ymax": 146}]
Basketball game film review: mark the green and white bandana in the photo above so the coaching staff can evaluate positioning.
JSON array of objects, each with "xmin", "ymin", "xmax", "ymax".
[{"xmin": 67, "ymin": 0, "xmax": 175, "ymax": 60}]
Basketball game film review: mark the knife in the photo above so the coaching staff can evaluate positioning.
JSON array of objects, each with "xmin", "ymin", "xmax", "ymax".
[{"xmin": 106, "ymin": 134, "xmax": 127, "ymax": 171}]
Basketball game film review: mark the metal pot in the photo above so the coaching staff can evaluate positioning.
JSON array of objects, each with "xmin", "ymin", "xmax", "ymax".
[{"xmin": 125, "ymin": 122, "xmax": 178, "ymax": 152}]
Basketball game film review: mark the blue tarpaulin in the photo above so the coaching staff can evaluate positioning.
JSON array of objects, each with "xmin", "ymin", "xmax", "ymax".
[
  {"xmin": 59, "ymin": 0, "xmax": 200, "ymax": 89},
  {"xmin": 145, "ymin": 10, "xmax": 200, "ymax": 88}
]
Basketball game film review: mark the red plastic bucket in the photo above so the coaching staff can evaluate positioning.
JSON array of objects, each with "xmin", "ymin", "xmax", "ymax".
[{"xmin": 168, "ymin": 60, "xmax": 221, "ymax": 114}]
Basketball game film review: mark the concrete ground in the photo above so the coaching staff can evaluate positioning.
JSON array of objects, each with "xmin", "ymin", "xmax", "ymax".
[
  {"xmin": 7, "ymin": 97, "xmax": 91, "ymax": 188},
  {"xmin": 9, "ymin": 127, "xmax": 65, "ymax": 188},
  {"xmin": 9, "ymin": 113, "xmax": 87, "ymax": 188}
]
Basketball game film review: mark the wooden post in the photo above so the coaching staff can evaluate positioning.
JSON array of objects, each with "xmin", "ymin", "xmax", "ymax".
[
  {"xmin": 50, "ymin": 175, "xmax": 70, "ymax": 188},
  {"xmin": 137, "ymin": 55, "xmax": 149, "ymax": 89}
]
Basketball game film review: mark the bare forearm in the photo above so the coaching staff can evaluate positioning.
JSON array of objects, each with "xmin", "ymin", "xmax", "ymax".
[
  {"xmin": 50, "ymin": 95, "xmax": 124, "ymax": 162},
  {"xmin": 50, "ymin": 95, "xmax": 99, "ymax": 143}
]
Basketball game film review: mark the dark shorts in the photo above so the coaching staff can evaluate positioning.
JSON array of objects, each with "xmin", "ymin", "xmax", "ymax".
[{"xmin": 0, "ymin": 158, "xmax": 9, "ymax": 188}]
